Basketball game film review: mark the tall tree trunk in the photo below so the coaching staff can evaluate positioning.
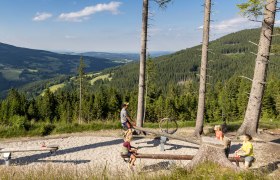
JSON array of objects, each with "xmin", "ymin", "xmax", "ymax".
[
  {"xmin": 78, "ymin": 57, "xmax": 85, "ymax": 124},
  {"xmin": 136, "ymin": 0, "xmax": 148, "ymax": 127},
  {"xmin": 237, "ymin": 0, "xmax": 277, "ymax": 136},
  {"xmin": 79, "ymin": 74, "xmax": 82, "ymax": 124},
  {"xmin": 194, "ymin": 0, "xmax": 211, "ymax": 137}
]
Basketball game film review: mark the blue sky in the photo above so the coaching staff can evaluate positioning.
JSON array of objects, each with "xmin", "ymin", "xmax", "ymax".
[{"xmin": 0, "ymin": 0, "xmax": 279, "ymax": 52}]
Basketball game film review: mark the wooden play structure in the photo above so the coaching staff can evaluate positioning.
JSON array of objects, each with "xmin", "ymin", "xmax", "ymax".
[
  {"xmin": 121, "ymin": 124, "xmax": 244, "ymax": 171},
  {"xmin": 0, "ymin": 145, "xmax": 59, "ymax": 166}
]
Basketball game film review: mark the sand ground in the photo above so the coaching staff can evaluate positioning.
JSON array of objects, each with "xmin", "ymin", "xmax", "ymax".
[{"xmin": 0, "ymin": 128, "xmax": 279, "ymax": 176}]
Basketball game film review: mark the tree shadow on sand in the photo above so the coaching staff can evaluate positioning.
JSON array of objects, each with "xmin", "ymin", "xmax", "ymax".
[
  {"xmin": 252, "ymin": 161, "xmax": 280, "ymax": 174},
  {"xmin": 271, "ymin": 138, "xmax": 280, "ymax": 144},
  {"xmin": 0, "ymin": 138, "xmax": 124, "ymax": 166},
  {"xmin": 229, "ymin": 144, "xmax": 242, "ymax": 154},
  {"xmin": 135, "ymin": 137, "xmax": 199, "ymax": 150}
]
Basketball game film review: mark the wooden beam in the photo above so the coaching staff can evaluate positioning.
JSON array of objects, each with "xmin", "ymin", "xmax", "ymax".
[
  {"xmin": 133, "ymin": 126, "xmax": 201, "ymax": 145},
  {"xmin": 135, "ymin": 153, "xmax": 193, "ymax": 160},
  {"xmin": 121, "ymin": 153, "xmax": 244, "ymax": 162},
  {"xmin": 0, "ymin": 146, "xmax": 58, "ymax": 153}
]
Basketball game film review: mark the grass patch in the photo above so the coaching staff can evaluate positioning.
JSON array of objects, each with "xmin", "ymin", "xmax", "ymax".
[
  {"xmin": 0, "ymin": 68, "xmax": 23, "ymax": 80},
  {"xmin": 0, "ymin": 119, "xmax": 279, "ymax": 139},
  {"xmin": 0, "ymin": 121, "xmax": 122, "ymax": 139},
  {"xmin": 0, "ymin": 162, "xmax": 270, "ymax": 180},
  {"xmin": 41, "ymin": 83, "xmax": 66, "ymax": 96},
  {"xmin": 90, "ymin": 73, "xmax": 113, "ymax": 85},
  {"xmin": 259, "ymin": 119, "xmax": 280, "ymax": 129},
  {"xmin": 155, "ymin": 162, "xmax": 269, "ymax": 180}
]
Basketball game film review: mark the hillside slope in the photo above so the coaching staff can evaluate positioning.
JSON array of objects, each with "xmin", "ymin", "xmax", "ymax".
[
  {"xmin": 98, "ymin": 28, "xmax": 280, "ymax": 90},
  {"xmin": 0, "ymin": 43, "xmax": 121, "ymax": 92},
  {"xmin": 18, "ymin": 28, "xmax": 280, "ymax": 96}
]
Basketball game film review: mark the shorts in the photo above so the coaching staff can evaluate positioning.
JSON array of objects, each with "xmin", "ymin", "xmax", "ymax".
[
  {"xmin": 245, "ymin": 156, "xmax": 254, "ymax": 163},
  {"xmin": 122, "ymin": 121, "xmax": 131, "ymax": 130},
  {"xmin": 127, "ymin": 152, "xmax": 132, "ymax": 157}
]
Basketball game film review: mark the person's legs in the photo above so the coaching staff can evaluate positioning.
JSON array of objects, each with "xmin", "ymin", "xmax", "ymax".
[
  {"xmin": 244, "ymin": 156, "xmax": 254, "ymax": 169},
  {"xmin": 130, "ymin": 154, "xmax": 136, "ymax": 166},
  {"xmin": 244, "ymin": 161, "xmax": 249, "ymax": 169},
  {"xmin": 125, "ymin": 129, "xmax": 132, "ymax": 139}
]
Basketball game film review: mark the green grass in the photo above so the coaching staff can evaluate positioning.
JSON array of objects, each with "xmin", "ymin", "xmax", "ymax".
[
  {"xmin": 0, "ymin": 120, "xmax": 122, "ymax": 139},
  {"xmin": 27, "ymin": 68, "xmax": 38, "ymax": 73},
  {"xmin": 90, "ymin": 73, "xmax": 113, "ymax": 85},
  {"xmin": 0, "ymin": 68, "xmax": 23, "ymax": 80},
  {"xmin": 41, "ymin": 83, "xmax": 66, "ymax": 96},
  {"xmin": 0, "ymin": 118, "xmax": 279, "ymax": 139},
  {"xmin": 154, "ymin": 162, "xmax": 269, "ymax": 180},
  {"xmin": 0, "ymin": 162, "xmax": 271, "ymax": 180}
]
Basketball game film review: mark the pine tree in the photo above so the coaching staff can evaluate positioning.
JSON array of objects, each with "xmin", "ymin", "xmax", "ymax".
[
  {"xmin": 194, "ymin": 0, "xmax": 212, "ymax": 137},
  {"xmin": 78, "ymin": 57, "xmax": 85, "ymax": 124},
  {"xmin": 238, "ymin": 0, "xmax": 278, "ymax": 136}
]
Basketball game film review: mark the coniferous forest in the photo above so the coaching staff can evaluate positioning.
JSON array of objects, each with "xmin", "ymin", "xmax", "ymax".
[{"xmin": 0, "ymin": 28, "xmax": 279, "ymax": 136}]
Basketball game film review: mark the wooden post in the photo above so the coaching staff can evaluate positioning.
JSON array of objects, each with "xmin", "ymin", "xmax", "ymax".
[{"xmin": 187, "ymin": 137, "xmax": 241, "ymax": 171}]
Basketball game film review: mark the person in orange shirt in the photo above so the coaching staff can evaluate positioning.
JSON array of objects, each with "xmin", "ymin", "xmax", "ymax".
[
  {"xmin": 215, "ymin": 125, "xmax": 231, "ymax": 158},
  {"xmin": 215, "ymin": 125, "xmax": 223, "ymax": 140}
]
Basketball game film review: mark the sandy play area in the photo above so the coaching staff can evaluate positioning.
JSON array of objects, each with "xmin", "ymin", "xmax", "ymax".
[{"xmin": 0, "ymin": 129, "xmax": 279, "ymax": 176}]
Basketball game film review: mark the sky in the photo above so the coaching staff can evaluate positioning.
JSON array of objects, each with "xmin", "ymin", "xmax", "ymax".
[{"xmin": 0, "ymin": 0, "xmax": 279, "ymax": 53}]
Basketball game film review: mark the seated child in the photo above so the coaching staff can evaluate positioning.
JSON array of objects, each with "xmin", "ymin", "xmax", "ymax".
[
  {"xmin": 122, "ymin": 136, "xmax": 138, "ymax": 168},
  {"xmin": 235, "ymin": 134, "xmax": 254, "ymax": 169},
  {"xmin": 215, "ymin": 125, "xmax": 231, "ymax": 158},
  {"xmin": 215, "ymin": 125, "xmax": 223, "ymax": 140}
]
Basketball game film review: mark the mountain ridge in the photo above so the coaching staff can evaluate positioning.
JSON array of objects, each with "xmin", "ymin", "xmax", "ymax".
[{"xmin": 0, "ymin": 42, "xmax": 122, "ymax": 93}]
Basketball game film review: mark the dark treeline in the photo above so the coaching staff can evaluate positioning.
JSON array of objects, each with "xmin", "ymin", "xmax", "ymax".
[{"xmin": 0, "ymin": 74, "xmax": 279, "ymax": 129}]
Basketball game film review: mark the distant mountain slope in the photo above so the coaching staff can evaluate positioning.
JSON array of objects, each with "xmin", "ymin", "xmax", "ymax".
[
  {"xmin": 79, "ymin": 51, "xmax": 173, "ymax": 62},
  {"xmin": 17, "ymin": 28, "xmax": 280, "ymax": 96},
  {"xmin": 80, "ymin": 52, "xmax": 139, "ymax": 62},
  {"xmin": 0, "ymin": 42, "xmax": 121, "ymax": 92}
]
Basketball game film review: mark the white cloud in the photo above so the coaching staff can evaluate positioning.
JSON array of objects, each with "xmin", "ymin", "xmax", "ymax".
[
  {"xmin": 58, "ymin": 1, "xmax": 122, "ymax": 22},
  {"xmin": 275, "ymin": 20, "xmax": 280, "ymax": 25},
  {"xmin": 33, "ymin": 12, "xmax": 52, "ymax": 21},
  {"xmin": 198, "ymin": 16, "xmax": 260, "ymax": 34}
]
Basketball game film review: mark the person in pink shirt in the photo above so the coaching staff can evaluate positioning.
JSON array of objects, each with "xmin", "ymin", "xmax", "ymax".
[{"xmin": 122, "ymin": 136, "xmax": 138, "ymax": 168}]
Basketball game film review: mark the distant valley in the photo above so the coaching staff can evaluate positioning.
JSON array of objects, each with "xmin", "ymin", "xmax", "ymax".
[
  {"xmin": 0, "ymin": 42, "xmax": 172, "ymax": 96},
  {"xmin": 63, "ymin": 51, "xmax": 173, "ymax": 63},
  {"xmin": 0, "ymin": 42, "xmax": 122, "ymax": 93}
]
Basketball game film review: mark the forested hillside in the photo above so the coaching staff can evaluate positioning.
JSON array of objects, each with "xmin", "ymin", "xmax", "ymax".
[
  {"xmin": 0, "ymin": 28, "xmax": 279, "ymax": 132},
  {"xmin": 0, "ymin": 42, "xmax": 122, "ymax": 93},
  {"xmin": 100, "ymin": 28, "xmax": 280, "ymax": 90}
]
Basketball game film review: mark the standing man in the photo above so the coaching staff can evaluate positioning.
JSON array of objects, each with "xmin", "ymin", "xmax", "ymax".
[
  {"xmin": 120, "ymin": 102, "xmax": 133, "ymax": 130},
  {"xmin": 120, "ymin": 102, "xmax": 146, "ymax": 137}
]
